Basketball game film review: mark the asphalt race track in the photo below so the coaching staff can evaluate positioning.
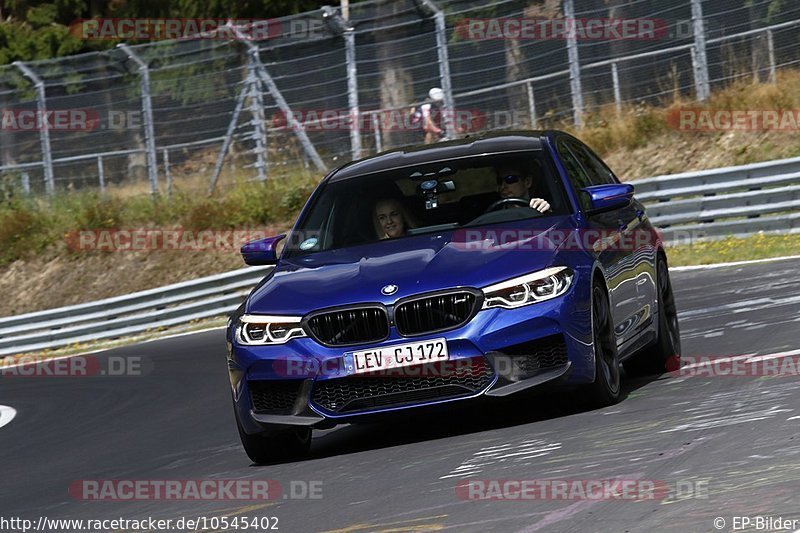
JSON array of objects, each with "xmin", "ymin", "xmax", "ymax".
[{"xmin": 2, "ymin": 258, "xmax": 799, "ymax": 533}]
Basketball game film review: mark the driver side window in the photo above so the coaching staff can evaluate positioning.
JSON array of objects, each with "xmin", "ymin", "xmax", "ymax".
[
  {"xmin": 566, "ymin": 140, "xmax": 618, "ymax": 185},
  {"xmin": 556, "ymin": 139, "xmax": 593, "ymax": 212}
]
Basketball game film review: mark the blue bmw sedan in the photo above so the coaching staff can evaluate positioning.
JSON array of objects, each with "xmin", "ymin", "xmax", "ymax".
[{"xmin": 226, "ymin": 131, "xmax": 681, "ymax": 463}]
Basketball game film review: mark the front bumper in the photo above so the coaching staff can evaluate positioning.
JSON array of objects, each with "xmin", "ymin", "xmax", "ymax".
[
  {"xmin": 229, "ymin": 282, "xmax": 594, "ymax": 432},
  {"xmin": 245, "ymin": 360, "xmax": 573, "ymax": 428}
]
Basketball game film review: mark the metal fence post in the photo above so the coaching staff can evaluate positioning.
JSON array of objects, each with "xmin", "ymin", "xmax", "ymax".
[
  {"xmin": 415, "ymin": 0, "xmax": 456, "ymax": 140},
  {"xmin": 163, "ymin": 148, "xmax": 173, "ymax": 196},
  {"xmin": 257, "ymin": 67, "xmax": 327, "ymax": 172},
  {"xmin": 323, "ymin": 6, "xmax": 361, "ymax": 160},
  {"xmin": 526, "ymin": 82, "xmax": 537, "ymax": 128},
  {"xmin": 209, "ymin": 77, "xmax": 250, "ymax": 194},
  {"xmin": 247, "ymin": 58, "xmax": 268, "ymax": 182},
  {"xmin": 563, "ymin": 0, "xmax": 584, "ymax": 127},
  {"xmin": 611, "ymin": 61, "xmax": 622, "ymax": 115},
  {"xmin": 118, "ymin": 44, "xmax": 159, "ymax": 196},
  {"xmin": 97, "ymin": 155, "xmax": 105, "ymax": 193},
  {"xmin": 690, "ymin": 0, "xmax": 710, "ymax": 101},
  {"xmin": 13, "ymin": 61, "xmax": 55, "ymax": 196},
  {"xmin": 20, "ymin": 172, "xmax": 31, "ymax": 195},
  {"xmin": 766, "ymin": 28, "xmax": 776, "ymax": 83},
  {"xmin": 372, "ymin": 113, "xmax": 383, "ymax": 153},
  {"xmin": 344, "ymin": 31, "xmax": 362, "ymax": 159},
  {"xmin": 230, "ymin": 25, "xmax": 326, "ymax": 172}
]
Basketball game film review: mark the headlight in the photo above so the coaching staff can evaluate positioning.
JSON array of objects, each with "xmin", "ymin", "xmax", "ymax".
[
  {"xmin": 237, "ymin": 314, "xmax": 307, "ymax": 345},
  {"xmin": 481, "ymin": 267, "xmax": 573, "ymax": 309}
]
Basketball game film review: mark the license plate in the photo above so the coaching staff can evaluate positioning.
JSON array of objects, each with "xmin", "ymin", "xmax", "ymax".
[{"xmin": 344, "ymin": 338, "xmax": 449, "ymax": 375}]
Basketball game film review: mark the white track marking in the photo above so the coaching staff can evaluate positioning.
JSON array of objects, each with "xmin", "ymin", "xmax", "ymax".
[
  {"xmin": 679, "ymin": 349, "xmax": 800, "ymax": 371},
  {"xmin": 671, "ymin": 254, "xmax": 800, "ymax": 271},
  {"xmin": 0, "ymin": 405, "xmax": 17, "ymax": 429}
]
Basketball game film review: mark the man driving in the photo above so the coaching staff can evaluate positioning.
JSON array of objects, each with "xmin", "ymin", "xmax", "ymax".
[{"xmin": 495, "ymin": 163, "xmax": 551, "ymax": 213}]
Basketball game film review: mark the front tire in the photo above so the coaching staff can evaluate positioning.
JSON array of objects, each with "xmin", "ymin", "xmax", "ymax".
[
  {"xmin": 583, "ymin": 282, "xmax": 621, "ymax": 407},
  {"xmin": 623, "ymin": 255, "xmax": 682, "ymax": 376},
  {"xmin": 235, "ymin": 409, "xmax": 311, "ymax": 464}
]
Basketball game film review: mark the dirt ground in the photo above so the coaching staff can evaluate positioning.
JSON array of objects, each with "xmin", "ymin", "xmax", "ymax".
[
  {"xmin": 605, "ymin": 129, "xmax": 800, "ymax": 181},
  {"xmin": 0, "ymin": 250, "xmax": 244, "ymax": 316}
]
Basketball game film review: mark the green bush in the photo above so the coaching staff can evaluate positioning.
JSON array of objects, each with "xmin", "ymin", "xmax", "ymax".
[
  {"xmin": 0, "ymin": 202, "xmax": 54, "ymax": 265},
  {"xmin": 76, "ymin": 195, "xmax": 125, "ymax": 230}
]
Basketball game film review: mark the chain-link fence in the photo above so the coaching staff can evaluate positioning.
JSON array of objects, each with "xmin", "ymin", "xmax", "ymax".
[{"xmin": 1, "ymin": 0, "xmax": 798, "ymax": 197}]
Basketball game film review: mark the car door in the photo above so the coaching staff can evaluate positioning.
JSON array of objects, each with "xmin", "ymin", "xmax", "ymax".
[
  {"xmin": 573, "ymin": 141, "xmax": 658, "ymax": 328},
  {"xmin": 555, "ymin": 136, "xmax": 642, "ymax": 348},
  {"xmin": 565, "ymin": 138, "xmax": 656, "ymax": 344}
]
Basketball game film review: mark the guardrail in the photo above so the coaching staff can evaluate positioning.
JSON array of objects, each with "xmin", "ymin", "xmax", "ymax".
[
  {"xmin": 636, "ymin": 156, "xmax": 800, "ymax": 241},
  {"xmin": 0, "ymin": 266, "xmax": 271, "ymax": 357},
  {"xmin": 2, "ymin": 156, "xmax": 799, "ymax": 357}
]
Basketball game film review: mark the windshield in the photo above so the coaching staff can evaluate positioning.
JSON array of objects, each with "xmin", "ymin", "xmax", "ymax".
[{"xmin": 283, "ymin": 151, "xmax": 568, "ymax": 258}]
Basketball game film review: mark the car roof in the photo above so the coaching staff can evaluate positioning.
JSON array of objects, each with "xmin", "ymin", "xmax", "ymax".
[{"xmin": 328, "ymin": 130, "xmax": 557, "ymax": 182}]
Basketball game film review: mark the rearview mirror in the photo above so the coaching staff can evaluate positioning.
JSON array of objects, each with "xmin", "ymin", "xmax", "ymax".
[
  {"xmin": 241, "ymin": 234, "xmax": 286, "ymax": 266},
  {"xmin": 582, "ymin": 184, "xmax": 634, "ymax": 213}
]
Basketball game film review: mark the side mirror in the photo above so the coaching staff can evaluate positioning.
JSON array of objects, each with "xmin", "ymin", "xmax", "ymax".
[
  {"xmin": 241, "ymin": 234, "xmax": 286, "ymax": 266},
  {"xmin": 582, "ymin": 184, "xmax": 634, "ymax": 213}
]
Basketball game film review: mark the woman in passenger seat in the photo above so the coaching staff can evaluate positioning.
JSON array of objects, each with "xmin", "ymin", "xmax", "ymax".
[{"xmin": 373, "ymin": 198, "xmax": 417, "ymax": 239}]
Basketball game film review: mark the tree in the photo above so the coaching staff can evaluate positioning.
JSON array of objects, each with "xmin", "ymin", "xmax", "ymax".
[{"xmin": 373, "ymin": 0, "xmax": 416, "ymax": 149}]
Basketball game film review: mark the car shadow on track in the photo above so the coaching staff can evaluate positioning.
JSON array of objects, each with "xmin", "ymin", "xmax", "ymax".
[{"xmin": 253, "ymin": 369, "xmax": 669, "ymax": 466}]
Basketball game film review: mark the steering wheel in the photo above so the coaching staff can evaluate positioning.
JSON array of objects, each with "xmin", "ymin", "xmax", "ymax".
[{"xmin": 485, "ymin": 197, "xmax": 530, "ymax": 213}]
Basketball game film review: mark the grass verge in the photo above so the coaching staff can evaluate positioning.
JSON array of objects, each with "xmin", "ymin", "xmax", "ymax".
[
  {"xmin": 0, "ymin": 174, "xmax": 316, "ymax": 267},
  {"xmin": 666, "ymin": 232, "xmax": 800, "ymax": 266}
]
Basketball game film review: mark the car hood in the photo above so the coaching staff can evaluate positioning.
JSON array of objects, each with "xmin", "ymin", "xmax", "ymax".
[{"xmin": 247, "ymin": 216, "xmax": 575, "ymax": 315}]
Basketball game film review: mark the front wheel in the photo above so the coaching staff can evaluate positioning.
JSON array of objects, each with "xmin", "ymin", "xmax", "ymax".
[
  {"xmin": 583, "ymin": 282, "xmax": 622, "ymax": 407},
  {"xmin": 623, "ymin": 256, "xmax": 682, "ymax": 376},
  {"xmin": 235, "ymin": 409, "xmax": 311, "ymax": 464}
]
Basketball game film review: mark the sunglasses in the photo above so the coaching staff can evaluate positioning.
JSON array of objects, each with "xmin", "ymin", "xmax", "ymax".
[{"xmin": 496, "ymin": 174, "xmax": 523, "ymax": 185}]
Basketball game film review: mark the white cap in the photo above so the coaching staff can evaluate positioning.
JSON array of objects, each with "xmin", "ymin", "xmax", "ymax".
[{"xmin": 428, "ymin": 87, "xmax": 444, "ymax": 102}]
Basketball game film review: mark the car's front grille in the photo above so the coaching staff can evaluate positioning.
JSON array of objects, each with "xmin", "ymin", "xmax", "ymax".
[
  {"xmin": 305, "ymin": 307, "xmax": 389, "ymax": 346},
  {"xmin": 500, "ymin": 334, "xmax": 569, "ymax": 380},
  {"xmin": 394, "ymin": 290, "xmax": 480, "ymax": 336},
  {"xmin": 310, "ymin": 358, "xmax": 494, "ymax": 413},
  {"xmin": 249, "ymin": 380, "xmax": 304, "ymax": 414}
]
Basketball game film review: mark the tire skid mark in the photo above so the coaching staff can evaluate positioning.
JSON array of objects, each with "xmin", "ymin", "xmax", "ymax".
[
  {"xmin": 439, "ymin": 438, "xmax": 563, "ymax": 480},
  {"xmin": 658, "ymin": 381, "xmax": 799, "ymax": 433}
]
